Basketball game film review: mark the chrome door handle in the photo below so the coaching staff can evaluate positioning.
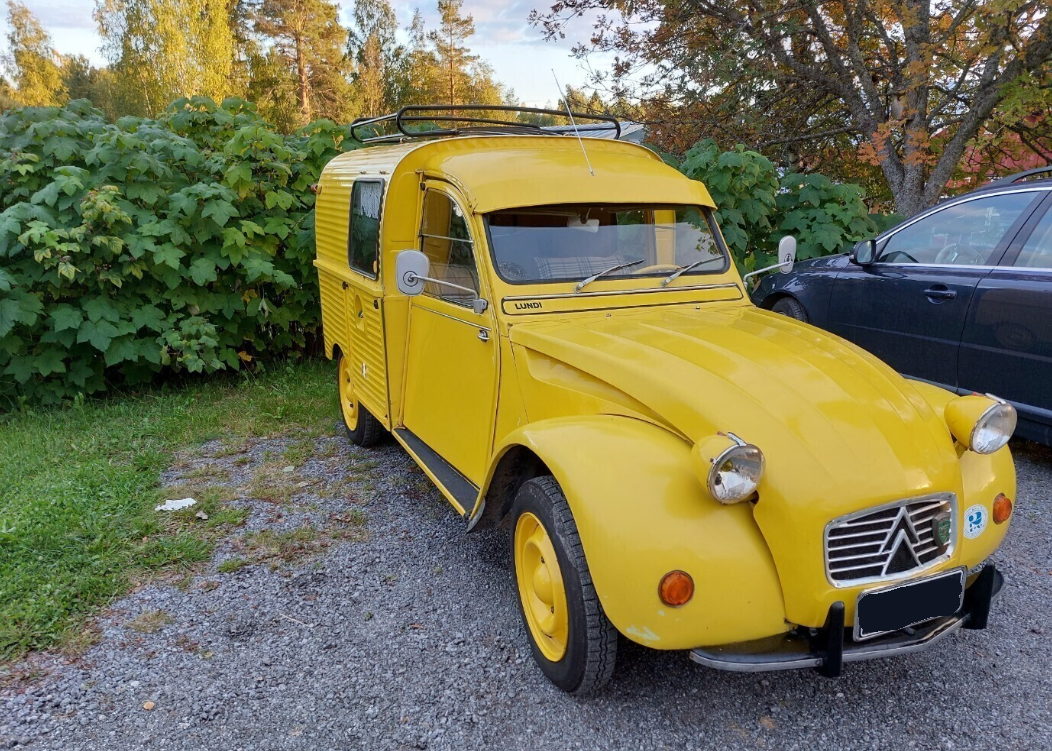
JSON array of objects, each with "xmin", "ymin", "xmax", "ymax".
[
  {"xmin": 923, "ymin": 286, "xmax": 957, "ymax": 300},
  {"xmin": 478, "ymin": 329, "xmax": 490, "ymax": 342}
]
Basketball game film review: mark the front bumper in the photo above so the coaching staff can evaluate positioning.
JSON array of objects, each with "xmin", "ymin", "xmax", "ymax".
[{"xmin": 689, "ymin": 565, "xmax": 1002, "ymax": 677}]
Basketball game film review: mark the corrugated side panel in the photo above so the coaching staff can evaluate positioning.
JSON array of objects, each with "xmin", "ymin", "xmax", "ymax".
[
  {"xmin": 351, "ymin": 300, "xmax": 388, "ymax": 423},
  {"xmin": 316, "ymin": 182, "xmax": 351, "ymax": 268},
  {"xmin": 317, "ymin": 272, "xmax": 347, "ymax": 357}
]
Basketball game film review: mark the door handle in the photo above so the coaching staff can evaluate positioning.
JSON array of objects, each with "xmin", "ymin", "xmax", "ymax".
[
  {"xmin": 478, "ymin": 329, "xmax": 490, "ymax": 342},
  {"xmin": 341, "ymin": 281, "xmax": 349, "ymax": 290},
  {"xmin": 923, "ymin": 286, "xmax": 957, "ymax": 300}
]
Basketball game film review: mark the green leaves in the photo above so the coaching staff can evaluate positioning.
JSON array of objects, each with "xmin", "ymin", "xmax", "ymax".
[
  {"xmin": 77, "ymin": 319, "xmax": 120, "ymax": 351},
  {"xmin": 679, "ymin": 141, "xmax": 878, "ymax": 271},
  {"xmin": 775, "ymin": 173, "xmax": 878, "ymax": 261},
  {"xmin": 189, "ymin": 258, "xmax": 217, "ymax": 285},
  {"xmin": 202, "ymin": 199, "xmax": 238, "ymax": 227},
  {"xmin": 0, "ymin": 97, "xmax": 352, "ymax": 407}
]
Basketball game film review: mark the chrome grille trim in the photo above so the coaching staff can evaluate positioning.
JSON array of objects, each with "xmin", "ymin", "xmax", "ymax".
[{"xmin": 823, "ymin": 493, "xmax": 956, "ymax": 588}]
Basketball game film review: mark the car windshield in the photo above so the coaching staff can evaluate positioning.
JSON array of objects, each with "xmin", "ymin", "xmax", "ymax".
[{"xmin": 485, "ymin": 204, "xmax": 728, "ymax": 285}]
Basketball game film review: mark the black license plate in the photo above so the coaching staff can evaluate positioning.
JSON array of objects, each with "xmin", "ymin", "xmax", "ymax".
[{"xmin": 854, "ymin": 569, "xmax": 965, "ymax": 640}]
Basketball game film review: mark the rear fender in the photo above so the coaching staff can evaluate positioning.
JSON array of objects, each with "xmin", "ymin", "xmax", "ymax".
[{"xmin": 482, "ymin": 415, "xmax": 789, "ymax": 649}]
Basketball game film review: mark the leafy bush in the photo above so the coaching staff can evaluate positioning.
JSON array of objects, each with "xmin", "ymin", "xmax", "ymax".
[
  {"xmin": 678, "ymin": 139, "xmax": 780, "ymax": 269},
  {"xmin": 677, "ymin": 138, "xmax": 878, "ymax": 270},
  {"xmin": 0, "ymin": 97, "xmax": 359, "ymax": 407},
  {"xmin": 775, "ymin": 173, "xmax": 878, "ymax": 263}
]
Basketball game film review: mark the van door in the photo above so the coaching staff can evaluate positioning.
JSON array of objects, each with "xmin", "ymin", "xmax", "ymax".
[
  {"xmin": 401, "ymin": 184, "xmax": 498, "ymax": 499},
  {"xmin": 344, "ymin": 178, "xmax": 390, "ymax": 425}
]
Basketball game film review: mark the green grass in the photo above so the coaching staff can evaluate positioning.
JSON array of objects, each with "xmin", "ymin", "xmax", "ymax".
[{"xmin": 0, "ymin": 359, "xmax": 337, "ymax": 661}]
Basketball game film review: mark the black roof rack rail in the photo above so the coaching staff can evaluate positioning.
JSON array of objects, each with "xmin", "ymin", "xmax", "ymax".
[
  {"xmin": 989, "ymin": 165, "xmax": 1052, "ymax": 187},
  {"xmin": 350, "ymin": 104, "xmax": 621, "ymax": 144}
]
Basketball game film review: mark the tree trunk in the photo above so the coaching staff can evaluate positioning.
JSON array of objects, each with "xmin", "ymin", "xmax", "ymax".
[{"xmin": 295, "ymin": 33, "xmax": 311, "ymax": 124}]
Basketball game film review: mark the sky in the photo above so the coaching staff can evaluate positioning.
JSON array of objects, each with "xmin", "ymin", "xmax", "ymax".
[{"xmin": 6, "ymin": 0, "xmax": 604, "ymax": 107}]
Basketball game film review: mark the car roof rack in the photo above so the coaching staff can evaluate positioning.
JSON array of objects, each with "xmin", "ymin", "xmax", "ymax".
[
  {"xmin": 989, "ymin": 165, "xmax": 1052, "ymax": 187},
  {"xmin": 350, "ymin": 104, "xmax": 621, "ymax": 144}
]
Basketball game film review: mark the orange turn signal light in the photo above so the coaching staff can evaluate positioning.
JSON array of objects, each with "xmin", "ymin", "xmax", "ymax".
[
  {"xmin": 659, "ymin": 570, "xmax": 694, "ymax": 607},
  {"xmin": 993, "ymin": 493, "xmax": 1013, "ymax": 524}
]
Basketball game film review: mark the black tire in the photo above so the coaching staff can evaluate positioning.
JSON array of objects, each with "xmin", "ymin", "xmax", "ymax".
[
  {"xmin": 771, "ymin": 296, "xmax": 809, "ymax": 322},
  {"xmin": 510, "ymin": 476, "xmax": 617, "ymax": 694},
  {"xmin": 336, "ymin": 351, "xmax": 385, "ymax": 447}
]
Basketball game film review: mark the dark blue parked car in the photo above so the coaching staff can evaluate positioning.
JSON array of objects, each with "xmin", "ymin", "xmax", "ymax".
[{"xmin": 754, "ymin": 167, "xmax": 1052, "ymax": 445}]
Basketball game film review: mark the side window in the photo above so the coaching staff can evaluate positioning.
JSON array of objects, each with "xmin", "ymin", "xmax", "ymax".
[
  {"xmin": 1013, "ymin": 208, "xmax": 1052, "ymax": 269},
  {"xmin": 349, "ymin": 180, "xmax": 383, "ymax": 278},
  {"xmin": 877, "ymin": 192, "xmax": 1037, "ymax": 266},
  {"xmin": 419, "ymin": 190, "xmax": 479, "ymax": 305}
]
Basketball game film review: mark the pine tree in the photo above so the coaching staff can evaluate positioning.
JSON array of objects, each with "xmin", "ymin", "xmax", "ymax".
[
  {"xmin": 3, "ymin": 1, "xmax": 66, "ymax": 106},
  {"xmin": 427, "ymin": 0, "xmax": 476, "ymax": 107},
  {"xmin": 250, "ymin": 0, "xmax": 351, "ymax": 127}
]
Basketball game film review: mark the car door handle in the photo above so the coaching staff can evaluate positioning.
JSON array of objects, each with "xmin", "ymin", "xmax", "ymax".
[
  {"xmin": 923, "ymin": 286, "xmax": 957, "ymax": 300},
  {"xmin": 478, "ymin": 329, "xmax": 490, "ymax": 342}
]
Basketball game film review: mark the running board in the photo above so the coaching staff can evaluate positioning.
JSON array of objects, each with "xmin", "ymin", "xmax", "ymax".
[{"xmin": 393, "ymin": 428, "xmax": 479, "ymax": 517}]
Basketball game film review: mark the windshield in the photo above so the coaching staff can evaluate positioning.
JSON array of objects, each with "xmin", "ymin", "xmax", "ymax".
[{"xmin": 485, "ymin": 204, "xmax": 728, "ymax": 285}]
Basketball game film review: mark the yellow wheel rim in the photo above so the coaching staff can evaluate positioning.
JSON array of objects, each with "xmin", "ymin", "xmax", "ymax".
[
  {"xmin": 514, "ymin": 511, "xmax": 569, "ymax": 662},
  {"xmin": 338, "ymin": 356, "xmax": 359, "ymax": 432}
]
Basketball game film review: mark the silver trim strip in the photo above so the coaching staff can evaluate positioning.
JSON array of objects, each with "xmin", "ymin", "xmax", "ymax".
[
  {"xmin": 688, "ymin": 612, "xmax": 968, "ymax": 673},
  {"xmin": 502, "ymin": 281, "xmax": 741, "ymax": 303},
  {"xmin": 419, "ymin": 232, "xmax": 474, "ymax": 245},
  {"xmin": 877, "ymin": 186, "xmax": 1049, "ymax": 242},
  {"xmin": 689, "ymin": 650, "xmax": 821, "ymax": 673},
  {"xmin": 413, "ymin": 304, "xmax": 490, "ymax": 329}
]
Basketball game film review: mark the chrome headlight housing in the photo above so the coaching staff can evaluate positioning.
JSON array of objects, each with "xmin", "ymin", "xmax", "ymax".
[
  {"xmin": 945, "ymin": 394, "xmax": 1016, "ymax": 454},
  {"xmin": 692, "ymin": 434, "xmax": 765, "ymax": 504}
]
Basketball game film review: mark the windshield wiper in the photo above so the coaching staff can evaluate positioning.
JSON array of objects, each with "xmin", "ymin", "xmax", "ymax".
[
  {"xmin": 574, "ymin": 258, "xmax": 644, "ymax": 293},
  {"xmin": 660, "ymin": 256, "xmax": 724, "ymax": 287}
]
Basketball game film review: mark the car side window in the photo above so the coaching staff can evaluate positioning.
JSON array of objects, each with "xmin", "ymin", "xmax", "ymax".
[
  {"xmin": 877, "ymin": 192, "xmax": 1037, "ymax": 266},
  {"xmin": 349, "ymin": 180, "xmax": 383, "ymax": 278},
  {"xmin": 419, "ymin": 191, "xmax": 479, "ymax": 306},
  {"xmin": 1013, "ymin": 207, "xmax": 1052, "ymax": 269}
]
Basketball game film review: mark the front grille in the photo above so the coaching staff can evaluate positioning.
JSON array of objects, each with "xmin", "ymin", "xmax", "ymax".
[{"xmin": 824, "ymin": 494, "xmax": 956, "ymax": 586}]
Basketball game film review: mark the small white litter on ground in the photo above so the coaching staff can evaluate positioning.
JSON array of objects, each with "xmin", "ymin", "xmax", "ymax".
[{"xmin": 155, "ymin": 498, "xmax": 197, "ymax": 512}]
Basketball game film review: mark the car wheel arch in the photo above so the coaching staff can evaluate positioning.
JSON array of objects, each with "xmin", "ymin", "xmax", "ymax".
[
  {"xmin": 469, "ymin": 415, "xmax": 789, "ymax": 647},
  {"xmin": 469, "ymin": 444, "xmax": 551, "ymax": 531}
]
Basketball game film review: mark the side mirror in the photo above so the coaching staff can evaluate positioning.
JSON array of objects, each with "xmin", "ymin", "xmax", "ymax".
[
  {"xmin": 395, "ymin": 249, "xmax": 491, "ymax": 316},
  {"xmin": 741, "ymin": 236, "xmax": 798, "ymax": 285},
  {"xmin": 852, "ymin": 239, "xmax": 876, "ymax": 265},
  {"xmin": 395, "ymin": 250, "xmax": 429, "ymax": 295},
  {"xmin": 777, "ymin": 236, "xmax": 796, "ymax": 274}
]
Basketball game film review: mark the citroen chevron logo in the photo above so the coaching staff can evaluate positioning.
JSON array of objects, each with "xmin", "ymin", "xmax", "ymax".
[{"xmin": 880, "ymin": 507, "xmax": 921, "ymax": 575}]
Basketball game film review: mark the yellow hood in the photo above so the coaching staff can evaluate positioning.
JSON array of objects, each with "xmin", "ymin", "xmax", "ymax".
[{"xmin": 509, "ymin": 304, "xmax": 964, "ymax": 624}]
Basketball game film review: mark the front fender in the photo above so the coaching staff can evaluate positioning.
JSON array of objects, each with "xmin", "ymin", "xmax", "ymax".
[{"xmin": 485, "ymin": 415, "xmax": 790, "ymax": 649}]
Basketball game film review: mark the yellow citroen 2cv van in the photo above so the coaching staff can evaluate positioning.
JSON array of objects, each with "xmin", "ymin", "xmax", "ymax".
[{"xmin": 313, "ymin": 106, "xmax": 1017, "ymax": 694}]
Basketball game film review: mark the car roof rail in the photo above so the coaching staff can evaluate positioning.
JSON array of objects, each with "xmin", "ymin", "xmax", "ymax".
[
  {"xmin": 350, "ymin": 104, "xmax": 622, "ymax": 144},
  {"xmin": 989, "ymin": 165, "xmax": 1052, "ymax": 187}
]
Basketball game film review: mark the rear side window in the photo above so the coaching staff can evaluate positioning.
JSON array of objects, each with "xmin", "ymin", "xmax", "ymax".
[{"xmin": 349, "ymin": 180, "xmax": 383, "ymax": 278}]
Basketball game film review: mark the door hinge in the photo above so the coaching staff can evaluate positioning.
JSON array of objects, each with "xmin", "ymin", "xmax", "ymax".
[{"xmin": 341, "ymin": 281, "xmax": 349, "ymax": 290}]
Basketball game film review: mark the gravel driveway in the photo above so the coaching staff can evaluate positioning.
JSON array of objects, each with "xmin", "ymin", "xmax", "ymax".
[{"xmin": 2, "ymin": 432, "xmax": 1050, "ymax": 751}]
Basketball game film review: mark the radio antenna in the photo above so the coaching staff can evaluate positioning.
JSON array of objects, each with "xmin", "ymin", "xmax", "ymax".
[{"xmin": 551, "ymin": 69, "xmax": 594, "ymax": 177}]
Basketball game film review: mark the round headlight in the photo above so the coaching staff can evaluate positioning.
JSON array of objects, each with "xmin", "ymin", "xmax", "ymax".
[
  {"xmin": 970, "ymin": 401, "xmax": 1016, "ymax": 454},
  {"xmin": 708, "ymin": 442, "xmax": 765, "ymax": 504},
  {"xmin": 945, "ymin": 394, "xmax": 1017, "ymax": 454}
]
